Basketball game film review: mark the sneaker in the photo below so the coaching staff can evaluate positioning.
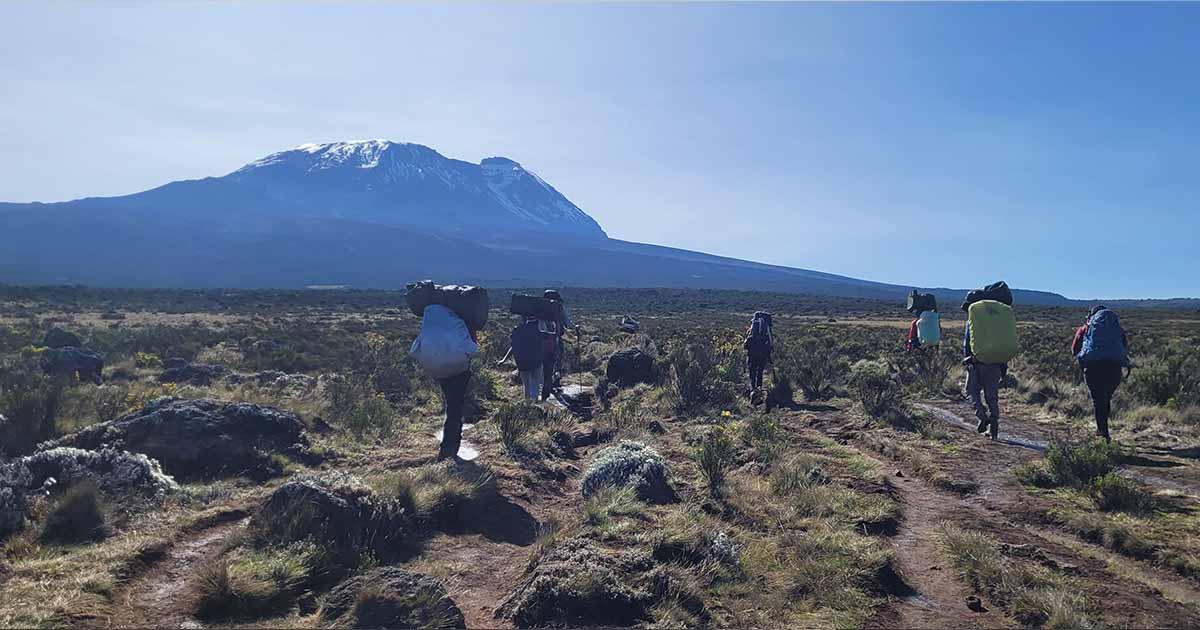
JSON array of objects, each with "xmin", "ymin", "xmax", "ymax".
[{"xmin": 976, "ymin": 418, "xmax": 989, "ymax": 434}]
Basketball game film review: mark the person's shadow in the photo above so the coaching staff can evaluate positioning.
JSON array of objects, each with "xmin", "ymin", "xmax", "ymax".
[{"xmin": 440, "ymin": 460, "xmax": 539, "ymax": 546}]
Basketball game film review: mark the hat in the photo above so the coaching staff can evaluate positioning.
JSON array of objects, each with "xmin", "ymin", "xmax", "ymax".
[{"xmin": 1089, "ymin": 305, "xmax": 1107, "ymax": 317}]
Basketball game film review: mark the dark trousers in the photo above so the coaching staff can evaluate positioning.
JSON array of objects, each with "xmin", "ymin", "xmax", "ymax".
[
  {"xmin": 748, "ymin": 359, "xmax": 766, "ymax": 390},
  {"xmin": 966, "ymin": 362, "xmax": 1003, "ymax": 437},
  {"xmin": 1083, "ymin": 362, "xmax": 1122, "ymax": 440},
  {"xmin": 540, "ymin": 350, "xmax": 557, "ymax": 400},
  {"xmin": 437, "ymin": 370, "xmax": 471, "ymax": 459}
]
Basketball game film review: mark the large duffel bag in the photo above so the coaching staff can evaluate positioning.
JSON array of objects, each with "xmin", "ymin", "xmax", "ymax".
[
  {"xmin": 968, "ymin": 300, "xmax": 1018, "ymax": 364},
  {"xmin": 510, "ymin": 294, "xmax": 562, "ymax": 321},
  {"xmin": 906, "ymin": 290, "xmax": 938, "ymax": 314},
  {"xmin": 410, "ymin": 305, "xmax": 479, "ymax": 379},
  {"xmin": 406, "ymin": 281, "xmax": 489, "ymax": 330},
  {"xmin": 961, "ymin": 281, "xmax": 1013, "ymax": 312}
]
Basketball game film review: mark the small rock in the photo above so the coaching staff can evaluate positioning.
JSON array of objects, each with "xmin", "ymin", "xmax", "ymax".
[
  {"xmin": 647, "ymin": 420, "xmax": 666, "ymax": 435},
  {"xmin": 894, "ymin": 469, "xmax": 904, "ymax": 478},
  {"xmin": 966, "ymin": 595, "xmax": 987, "ymax": 613}
]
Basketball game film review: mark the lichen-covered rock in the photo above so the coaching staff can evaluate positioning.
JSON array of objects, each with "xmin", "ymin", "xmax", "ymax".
[
  {"xmin": 250, "ymin": 472, "xmax": 408, "ymax": 562},
  {"xmin": 0, "ymin": 460, "xmax": 34, "ymax": 539},
  {"xmin": 495, "ymin": 537, "xmax": 652, "ymax": 627},
  {"xmin": 0, "ymin": 447, "xmax": 177, "ymax": 540},
  {"xmin": 43, "ymin": 398, "xmax": 312, "ymax": 480},
  {"xmin": 21, "ymin": 447, "xmax": 178, "ymax": 498},
  {"xmin": 581, "ymin": 441, "xmax": 674, "ymax": 503},
  {"xmin": 159, "ymin": 363, "xmax": 228, "ymax": 385},
  {"xmin": 321, "ymin": 567, "xmax": 465, "ymax": 629}
]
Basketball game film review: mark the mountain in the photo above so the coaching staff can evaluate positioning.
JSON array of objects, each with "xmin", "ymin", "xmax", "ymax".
[{"xmin": 0, "ymin": 139, "xmax": 1077, "ymax": 304}]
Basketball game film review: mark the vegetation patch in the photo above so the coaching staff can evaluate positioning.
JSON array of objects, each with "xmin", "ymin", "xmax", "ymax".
[{"xmin": 937, "ymin": 524, "xmax": 1094, "ymax": 628}]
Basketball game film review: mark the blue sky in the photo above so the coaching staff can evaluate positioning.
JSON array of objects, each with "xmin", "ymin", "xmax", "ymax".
[{"xmin": 2, "ymin": 2, "xmax": 1198, "ymax": 299}]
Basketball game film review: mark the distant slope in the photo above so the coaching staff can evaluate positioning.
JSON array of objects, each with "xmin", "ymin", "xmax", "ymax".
[{"xmin": 0, "ymin": 139, "xmax": 1111, "ymax": 304}]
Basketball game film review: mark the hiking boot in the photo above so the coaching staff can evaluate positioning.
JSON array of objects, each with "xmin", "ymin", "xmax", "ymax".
[{"xmin": 976, "ymin": 418, "xmax": 989, "ymax": 434}]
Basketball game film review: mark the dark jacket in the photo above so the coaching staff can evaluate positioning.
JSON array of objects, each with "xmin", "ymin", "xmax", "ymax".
[{"xmin": 511, "ymin": 320, "xmax": 545, "ymax": 371}]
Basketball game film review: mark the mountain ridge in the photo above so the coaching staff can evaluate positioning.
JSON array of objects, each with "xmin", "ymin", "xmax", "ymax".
[{"xmin": 0, "ymin": 139, "xmax": 1186, "ymax": 305}]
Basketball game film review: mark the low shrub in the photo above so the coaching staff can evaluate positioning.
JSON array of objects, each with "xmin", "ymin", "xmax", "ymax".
[
  {"xmin": 0, "ymin": 357, "xmax": 67, "ymax": 456},
  {"xmin": 582, "ymin": 441, "xmax": 672, "ymax": 503},
  {"xmin": 695, "ymin": 427, "xmax": 736, "ymax": 496},
  {"xmin": 849, "ymin": 359, "xmax": 904, "ymax": 419},
  {"xmin": 1043, "ymin": 436, "xmax": 1120, "ymax": 488},
  {"xmin": 773, "ymin": 336, "xmax": 847, "ymax": 401},
  {"xmin": 1088, "ymin": 474, "xmax": 1153, "ymax": 513}
]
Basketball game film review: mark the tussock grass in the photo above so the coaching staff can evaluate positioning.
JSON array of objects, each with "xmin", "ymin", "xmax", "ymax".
[
  {"xmin": 936, "ymin": 524, "xmax": 1094, "ymax": 629},
  {"xmin": 194, "ymin": 540, "xmax": 329, "ymax": 620},
  {"xmin": 374, "ymin": 463, "xmax": 493, "ymax": 527},
  {"xmin": 39, "ymin": 481, "xmax": 110, "ymax": 545}
]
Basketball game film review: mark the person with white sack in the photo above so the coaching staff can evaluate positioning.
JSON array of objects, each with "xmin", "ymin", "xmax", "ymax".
[{"xmin": 410, "ymin": 304, "xmax": 480, "ymax": 461}]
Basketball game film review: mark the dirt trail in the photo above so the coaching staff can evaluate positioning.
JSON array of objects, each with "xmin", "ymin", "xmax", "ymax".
[
  {"xmin": 790, "ymin": 406, "xmax": 1200, "ymax": 628},
  {"xmin": 914, "ymin": 401, "xmax": 1200, "ymax": 497},
  {"xmin": 875, "ymin": 459, "xmax": 1014, "ymax": 628},
  {"xmin": 408, "ymin": 437, "xmax": 595, "ymax": 628},
  {"xmin": 108, "ymin": 518, "xmax": 248, "ymax": 629}
]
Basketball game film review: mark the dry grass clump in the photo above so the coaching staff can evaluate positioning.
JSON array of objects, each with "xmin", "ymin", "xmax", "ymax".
[{"xmin": 937, "ymin": 524, "xmax": 1093, "ymax": 629}]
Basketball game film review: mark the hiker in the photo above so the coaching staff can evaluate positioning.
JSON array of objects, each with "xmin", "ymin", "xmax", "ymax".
[
  {"xmin": 744, "ymin": 311, "xmax": 773, "ymax": 401},
  {"xmin": 1072, "ymin": 306, "xmax": 1131, "ymax": 443},
  {"xmin": 906, "ymin": 316, "xmax": 921, "ymax": 351},
  {"xmin": 905, "ymin": 291, "xmax": 940, "ymax": 351},
  {"xmin": 961, "ymin": 283, "xmax": 1019, "ymax": 440},
  {"xmin": 539, "ymin": 289, "xmax": 574, "ymax": 400},
  {"xmin": 407, "ymin": 282, "xmax": 489, "ymax": 461},
  {"xmin": 509, "ymin": 315, "xmax": 547, "ymax": 401}
]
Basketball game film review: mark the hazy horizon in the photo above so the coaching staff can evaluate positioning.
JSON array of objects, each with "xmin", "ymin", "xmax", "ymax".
[{"xmin": 4, "ymin": 2, "xmax": 1199, "ymax": 300}]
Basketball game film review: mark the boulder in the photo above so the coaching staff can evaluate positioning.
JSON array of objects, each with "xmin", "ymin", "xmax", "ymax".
[
  {"xmin": 43, "ymin": 398, "xmax": 312, "ymax": 479},
  {"xmin": 40, "ymin": 347, "xmax": 105, "ymax": 384},
  {"xmin": 495, "ymin": 537, "xmax": 652, "ymax": 627},
  {"xmin": 250, "ymin": 472, "xmax": 407, "ymax": 562},
  {"xmin": 606, "ymin": 349, "xmax": 654, "ymax": 387},
  {"xmin": 43, "ymin": 328, "xmax": 82, "ymax": 349},
  {"xmin": 581, "ymin": 441, "xmax": 674, "ymax": 503},
  {"xmin": 321, "ymin": 567, "xmax": 465, "ymax": 629},
  {"xmin": 159, "ymin": 362, "xmax": 227, "ymax": 385},
  {"xmin": 0, "ymin": 447, "xmax": 177, "ymax": 540}
]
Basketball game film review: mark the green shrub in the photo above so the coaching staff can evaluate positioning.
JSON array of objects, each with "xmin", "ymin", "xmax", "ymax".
[
  {"xmin": 695, "ymin": 427, "xmax": 736, "ymax": 496},
  {"xmin": 1124, "ymin": 340, "xmax": 1200, "ymax": 408},
  {"xmin": 664, "ymin": 338, "xmax": 736, "ymax": 414},
  {"xmin": 738, "ymin": 415, "xmax": 781, "ymax": 464},
  {"xmin": 344, "ymin": 394, "xmax": 397, "ymax": 438},
  {"xmin": 774, "ymin": 336, "xmax": 847, "ymax": 401},
  {"xmin": 849, "ymin": 359, "xmax": 904, "ymax": 419},
  {"xmin": 1088, "ymin": 474, "xmax": 1152, "ymax": 513},
  {"xmin": 1043, "ymin": 436, "xmax": 1120, "ymax": 488},
  {"xmin": 0, "ymin": 357, "xmax": 67, "ymax": 456}
]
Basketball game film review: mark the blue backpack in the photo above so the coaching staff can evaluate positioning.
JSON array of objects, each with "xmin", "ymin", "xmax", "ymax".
[{"xmin": 1078, "ymin": 309, "xmax": 1128, "ymax": 367}]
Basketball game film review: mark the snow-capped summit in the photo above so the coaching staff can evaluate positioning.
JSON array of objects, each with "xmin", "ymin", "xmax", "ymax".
[{"xmin": 224, "ymin": 140, "xmax": 605, "ymax": 239}]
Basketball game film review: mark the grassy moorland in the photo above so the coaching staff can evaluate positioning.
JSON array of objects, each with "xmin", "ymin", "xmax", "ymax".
[{"xmin": 1, "ymin": 286, "xmax": 1199, "ymax": 628}]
